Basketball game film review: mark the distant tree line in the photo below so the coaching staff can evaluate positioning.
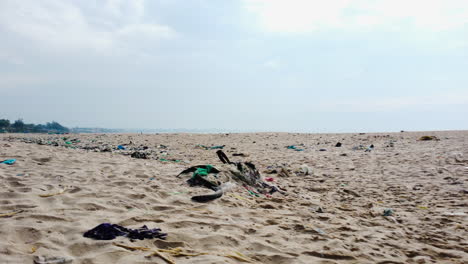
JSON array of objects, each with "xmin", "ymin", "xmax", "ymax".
[{"xmin": 0, "ymin": 119, "xmax": 69, "ymax": 133}]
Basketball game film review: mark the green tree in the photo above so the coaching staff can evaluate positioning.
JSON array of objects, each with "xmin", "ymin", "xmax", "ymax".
[
  {"xmin": 11, "ymin": 119, "xmax": 25, "ymax": 132},
  {"xmin": 0, "ymin": 119, "xmax": 10, "ymax": 128},
  {"xmin": 45, "ymin": 121, "xmax": 69, "ymax": 132}
]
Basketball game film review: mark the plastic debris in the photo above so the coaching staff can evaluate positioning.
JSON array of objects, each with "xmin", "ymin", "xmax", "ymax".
[
  {"xmin": 39, "ymin": 188, "xmax": 68, "ymax": 197},
  {"xmin": 195, "ymin": 144, "xmax": 225, "ymax": 150},
  {"xmin": 210, "ymin": 145, "xmax": 225, "ymax": 149},
  {"xmin": 131, "ymin": 152, "xmax": 148, "ymax": 159},
  {"xmin": 443, "ymin": 212, "xmax": 466, "ymax": 216},
  {"xmin": 418, "ymin": 136, "xmax": 439, "ymax": 141},
  {"xmin": 84, "ymin": 223, "xmax": 167, "ymax": 240},
  {"xmin": 0, "ymin": 159, "xmax": 16, "ymax": 165},
  {"xmin": 314, "ymin": 228, "xmax": 326, "ymax": 235},
  {"xmin": 365, "ymin": 144, "xmax": 374, "ymax": 152},
  {"xmin": 383, "ymin": 209, "xmax": 393, "ymax": 216},
  {"xmin": 286, "ymin": 145, "xmax": 304, "ymax": 151},
  {"xmin": 232, "ymin": 153, "xmax": 248, "ymax": 157},
  {"xmin": 0, "ymin": 209, "xmax": 24, "ymax": 218},
  {"xmin": 33, "ymin": 256, "xmax": 73, "ymax": 264}
]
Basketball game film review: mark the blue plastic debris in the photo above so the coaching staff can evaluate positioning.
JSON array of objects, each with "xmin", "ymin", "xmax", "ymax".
[{"xmin": 1, "ymin": 159, "xmax": 16, "ymax": 165}]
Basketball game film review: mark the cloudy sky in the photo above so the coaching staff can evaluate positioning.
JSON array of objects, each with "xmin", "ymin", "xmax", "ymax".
[{"xmin": 1, "ymin": 0, "xmax": 467, "ymax": 132}]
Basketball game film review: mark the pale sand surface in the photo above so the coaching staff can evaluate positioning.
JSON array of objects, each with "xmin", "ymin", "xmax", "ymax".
[{"xmin": 0, "ymin": 131, "xmax": 467, "ymax": 264}]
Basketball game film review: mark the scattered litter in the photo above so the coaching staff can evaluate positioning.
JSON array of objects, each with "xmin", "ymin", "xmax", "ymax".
[
  {"xmin": 195, "ymin": 144, "xmax": 225, "ymax": 150},
  {"xmin": 245, "ymin": 186, "xmax": 260, "ymax": 197},
  {"xmin": 0, "ymin": 209, "xmax": 24, "ymax": 218},
  {"xmin": 443, "ymin": 212, "xmax": 466, "ymax": 216},
  {"xmin": 39, "ymin": 188, "xmax": 68, "ymax": 198},
  {"xmin": 33, "ymin": 256, "xmax": 73, "ymax": 264},
  {"xmin": 145, "ymin": 249, "xmax": 176, "ymax": 264},
  {"xmin": 277, "ymin": 167, "xmax": 293, "ymax": 177},
  {"xmin": 306, "ymin": 225, "xmax": 326, "ymax": 235},
  {"xmin": 365, "ymin": 144, "xmax": 374, "ymax": 152},
  {"xmin": 383, "ymin": 209, "xmax": 394, "ymax": 216},
  {"xmin": 265, "ymin": 177, "xmax": 274, "ymax": 182},
  {"xmin": 418, "ymin": 136, "xmax": 439, "ymax": 141},
  {"xmin": 210, "ymin": 145, "xmax": 225, "ymax": 149},
  {"xmin": 295, "ymin": 165, "xmax": 311, "ymax": 175},
  {"xmin": 286, "ymin": 145, "xmax": 304, "ymax": 151},
  {"xmin": 352, "ymin": 145, "xmax": 366, "ymax": 151},
  {"xmin": 131, "ymin": 152, "xmax": 148, "ymax": 159},
  {"xmin": 117, "ymin": 145, "xmax": 126, "ymax": 150},
  {"xmin": 83, "ymin": 223, "xmax": 167, "ymax": 240},
  {"xmin": 113, "ymin": 243, "xmax": 151, "ymax": 251},
  {"xmin": 315, "ymin": 228, "xmax": 326, "ymax": 235},
  {"xmin": 0, "ymin": 159, "xmax": 16, "ymax": 165},
  {"xmin": 100, "ymin": 146, "xmax": 112, "ymax": 152}
]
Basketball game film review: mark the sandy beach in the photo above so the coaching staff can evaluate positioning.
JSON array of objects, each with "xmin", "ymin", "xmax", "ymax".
[{"xmin": 0, "ymin": 131, "xmax": 467, "ymax": 264}]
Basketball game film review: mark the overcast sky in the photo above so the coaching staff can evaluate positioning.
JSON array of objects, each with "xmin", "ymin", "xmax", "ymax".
[{"xmin": 1, "ymin": 0, "xmax": 467, "ymax": 132}]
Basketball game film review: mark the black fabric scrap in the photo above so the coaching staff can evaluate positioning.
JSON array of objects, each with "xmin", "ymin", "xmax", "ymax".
[{"xmin": 83, "ymin": 223, "xmax": 167, "ymax": 240}]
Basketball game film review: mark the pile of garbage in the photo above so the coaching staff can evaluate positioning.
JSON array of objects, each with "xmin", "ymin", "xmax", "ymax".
[{"xmin": 178, "ymin": 150, "xmax": 285, "ymax": 202}]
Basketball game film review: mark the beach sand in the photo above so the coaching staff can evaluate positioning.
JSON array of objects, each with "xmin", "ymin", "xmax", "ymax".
[{"xmin": 0, "ymin": 131, "xmax": 467, "ymax": 264}]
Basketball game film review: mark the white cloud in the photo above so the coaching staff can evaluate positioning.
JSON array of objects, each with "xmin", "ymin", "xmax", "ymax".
[
  {"xmin": 263, "ymin": 59, "xmax": 281, "ymax": 69},
  {"xmin": 243, "ymin": 0, "xmax": 468, "ymax": 33},
  {"xmin": 0, "ymin": 0, "xmax": 176, "ymax": 54},
  {"xmin": 0, "ymin": 72, "xmax": 53, "ymax": 91},
  {"xmin": 117, "ymin": 24, "xmax": 175, "ymax": 39},
  {"xmin": 0, "ymin": 51, "xmax": 24, "ymax": 65},
  {"xmin": 314, "ymin": 91, "xmax": 468, "ymax": 112}
]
